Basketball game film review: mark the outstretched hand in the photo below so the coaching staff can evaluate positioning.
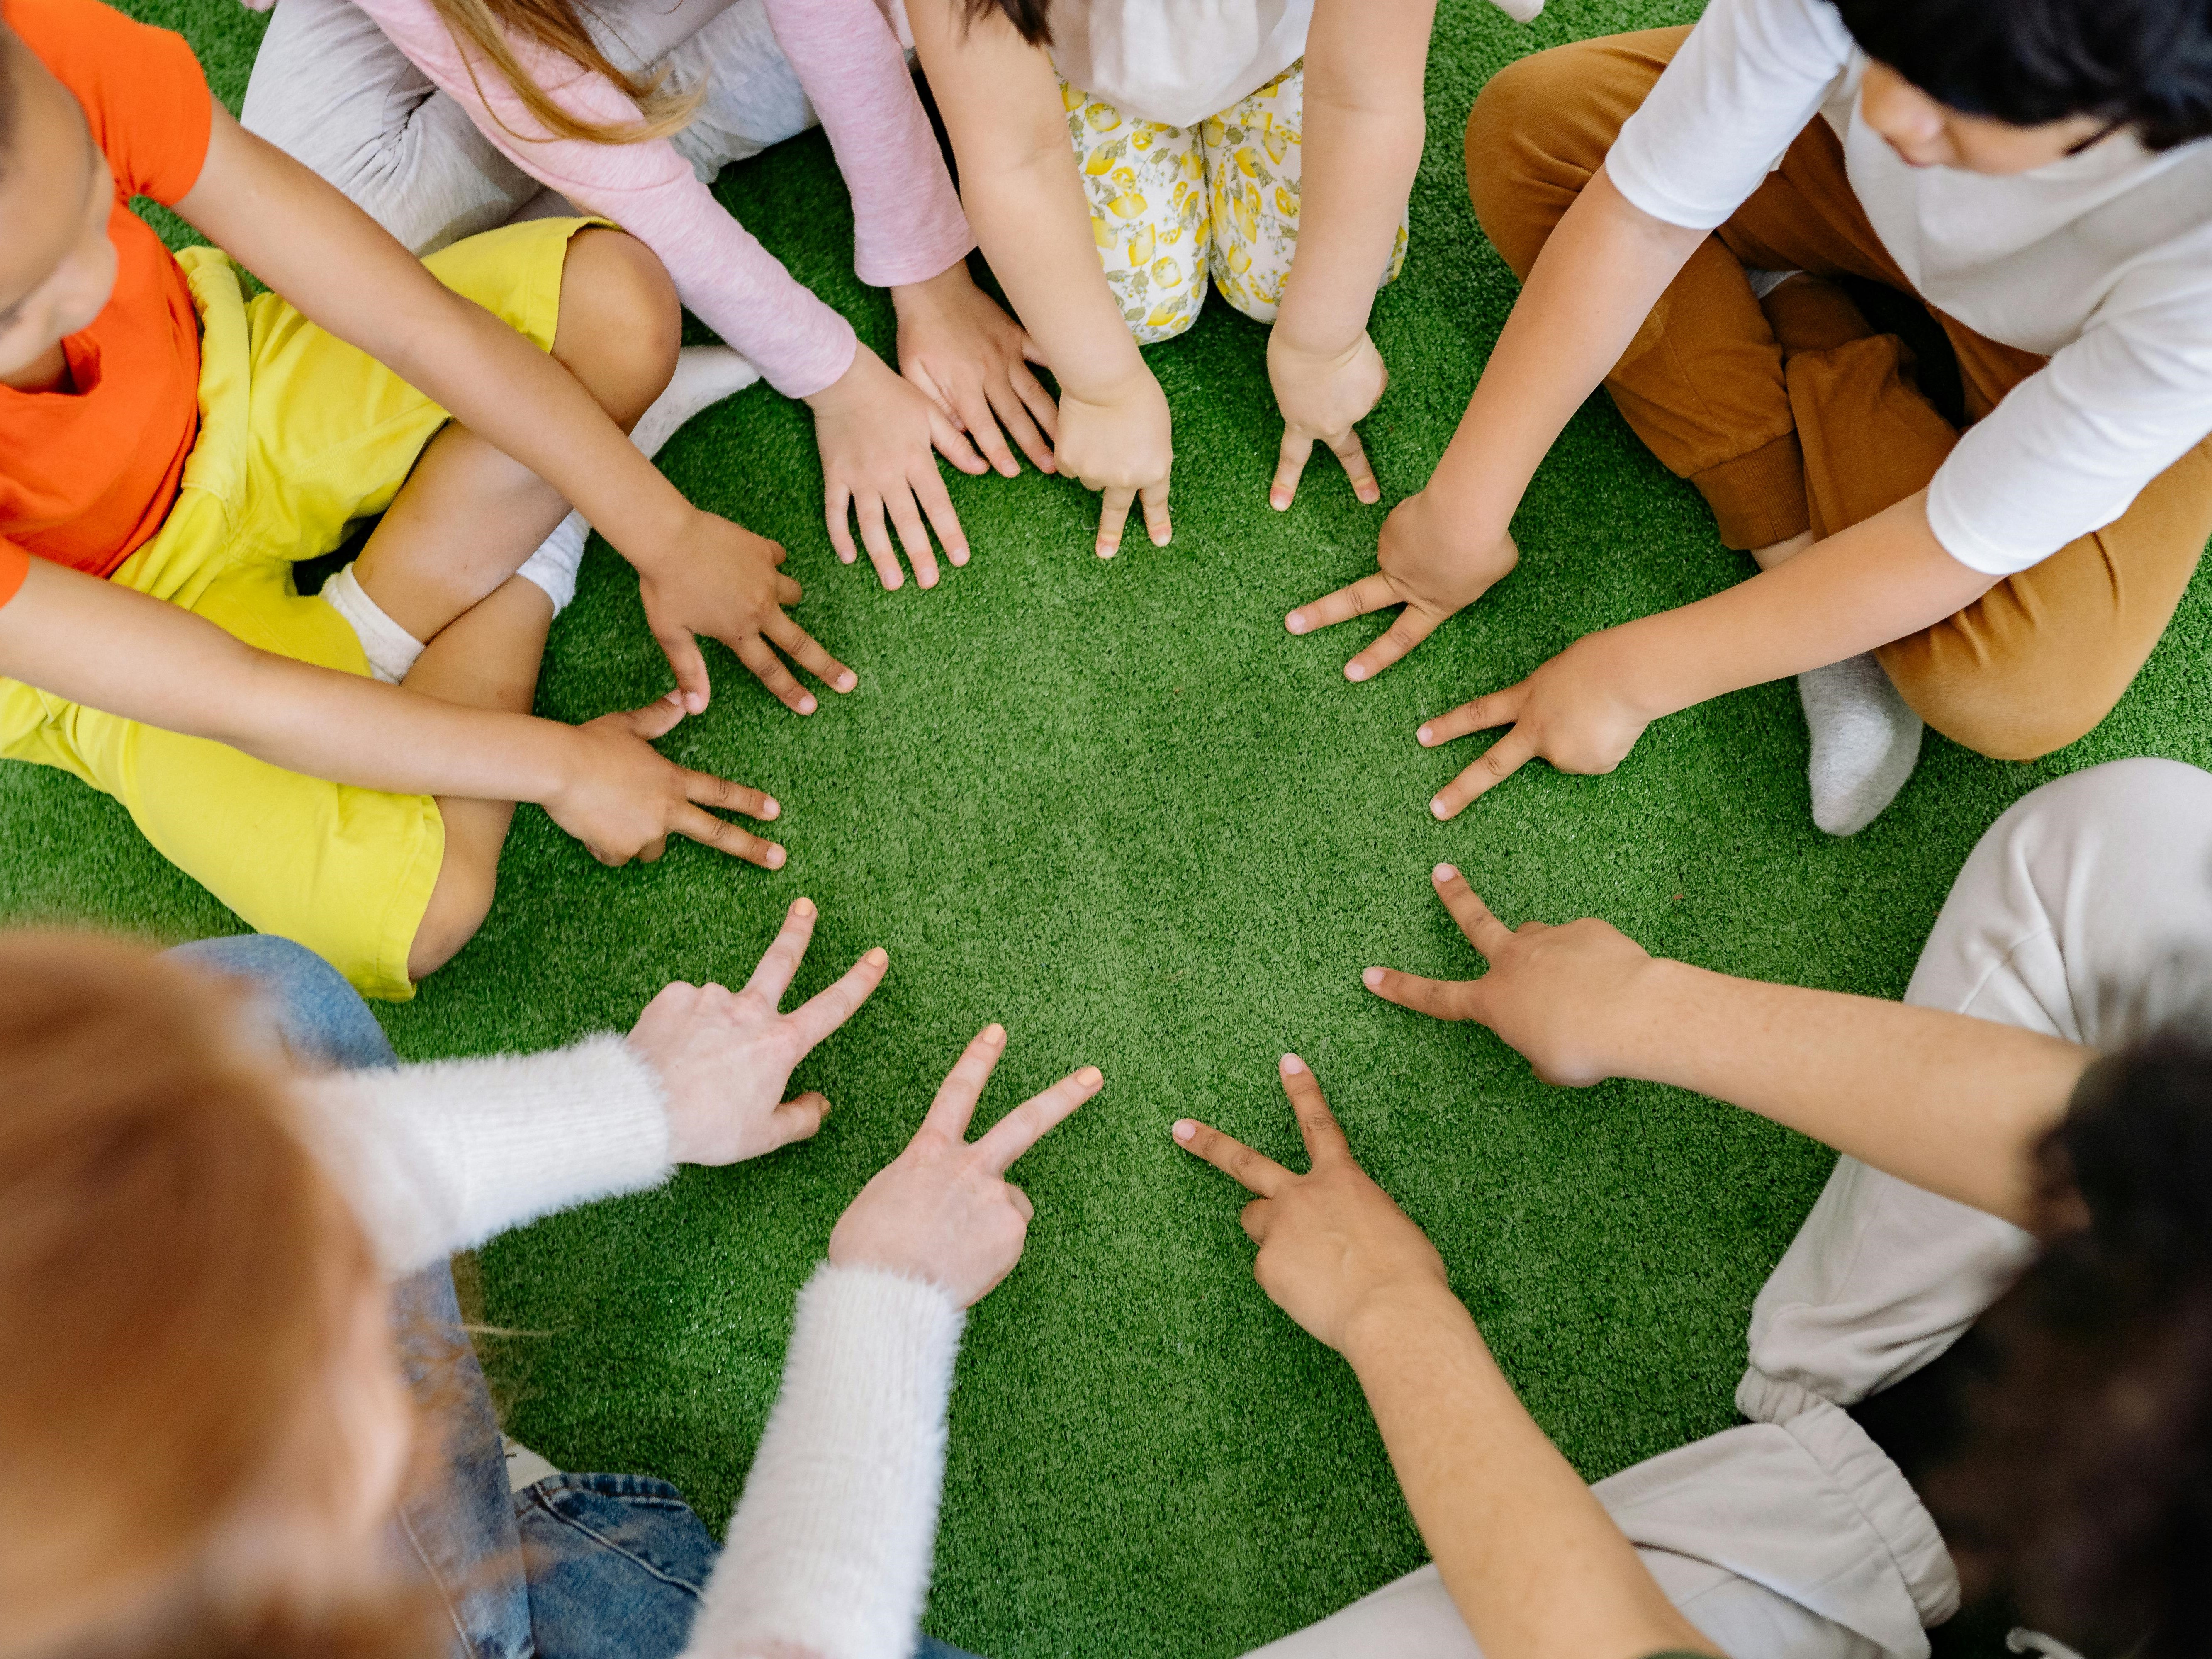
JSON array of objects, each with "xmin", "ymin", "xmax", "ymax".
[
  {"xmin": 550, "ymin": 693, "xmax": 786, "ymax": 869},
  {"xmin": 1361, "ymin": 862, "xmax": 1664, "ymax": 1088},
  {"xmin": 1414, "ymin": 632, "xmax": 1654, "ymax": 818},
  {"xmin": 636, "ymin": 511, "xmax": 857, "ymax": 716},
  {"xmin": 1267, "ymin": 331, "xmax": 1387, "ymax": 511},
  {"xmin": 629, "ymin": 896, "xmax": 889, "ymax": 1164},
  {"xmin": 896, "ymin": 263, "xmax": 1060, "ymax": 488},
  {"xmin": 1172, "ymin": 1053, "xmax": 1447, "ymax": 1355},
  {"xmin": 1284, "ymin": 488, "xmax": 1517, "ymax": 683},
  {"xmin": 830, "ymin": 1024, "xmax": 1103, "ymax": 1306}
]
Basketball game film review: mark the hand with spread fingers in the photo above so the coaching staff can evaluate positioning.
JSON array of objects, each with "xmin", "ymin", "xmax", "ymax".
[
  {"xmin": 549, "ymin": 693, "xmax": 788, "ymax": 871},
  {"xmin": 1283, "ymin": 485, "xmax": 1520, "ymax": 683},
  {"xmin": 635, "ymin": 511, "xmax": 857, "ymax": 718},
  {"xmin": 1361, "ymin": 862, "xmax": 1664, "ymax": 1088},
  {"xmin": 895, "ymin": 263, "xmax": 1061, "ymax": 493},
  {"xmin": 1056, "ymin": 372, "xmax": 1175, "ymax": 560},
  {"xmin": 1171, "ymin": 1053, "xmax": 1447, "ymax": 1353},
  {"xmin": 805, "ymin": 346, "xmax": 979, "ymax": 593},
  {"xmin": 1267, "ymin": 330, "xmax": 1388, "ymax": 512},
  {"xmin": 628, "ymin": 896, "xmax": 891, "ymax": 1165},
  {"xmin": 830, "ymin": 1023, "xmax": 1104, "ymax": 1306},
  {"xmin": 1416, "ymin": 633, "xmax": 1657, "ymax": 818}
]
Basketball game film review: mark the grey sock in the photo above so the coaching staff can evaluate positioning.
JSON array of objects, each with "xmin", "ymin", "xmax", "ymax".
[{"xmin": 1798, "ymin": 653, "xmax": 1923, "ymax": 835}]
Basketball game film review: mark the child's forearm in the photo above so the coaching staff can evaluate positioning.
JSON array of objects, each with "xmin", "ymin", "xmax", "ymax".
[
  {"xmin": 1270, "ymin": 0, "xmax": 1435, "ymax": 357},
  {"xmin": 908, "ymin": 0, "xmax": 1147, "ymax": 403},
  {"xmin": 1426, "ymin": 167, "xmax": 1705, "ymax": 537},
  {"xmin": 1597, "ymin": 492, "xmax": 1998, "ymax": 723},
  {"xmin": 0, "ymin": 562, "xmax": 579, "ymax": 806},
  {"xmin": 1616, "ymin": 957, "xmax": 2090, "ymax": 1223},
  {"xmin": 1343, "ymin": 1281, "xmax": 1717, "ymax": 1659}
]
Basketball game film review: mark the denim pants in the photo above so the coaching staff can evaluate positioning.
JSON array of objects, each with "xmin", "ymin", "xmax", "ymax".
[{"xmin": 170, "ymin": 936, "xmax": 978, "ymax": 1659}]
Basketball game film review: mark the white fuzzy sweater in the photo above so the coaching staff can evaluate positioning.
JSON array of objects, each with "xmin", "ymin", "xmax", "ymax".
[{"xmin": 300, "ymin": 1041, "xmax": 966, "ymax": 1659}]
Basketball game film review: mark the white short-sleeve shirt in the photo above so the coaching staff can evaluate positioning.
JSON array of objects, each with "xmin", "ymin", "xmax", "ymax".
[
  {"xmin": 1042, "ymin": 0, "xmax": 1313, "ymax": 127},
  {"xmin": 1606, "ymin": 0, "xmax": 2212, "ymax": 575}
]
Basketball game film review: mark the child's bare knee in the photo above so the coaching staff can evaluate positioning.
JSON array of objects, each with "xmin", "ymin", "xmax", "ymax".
[
  {"xmin": 552, "ymin": 229, "xmax": 681, "ymax": 428},
  {"xmin": 407, "ymin": 853, "xmax": 497, "ymax": 984}
]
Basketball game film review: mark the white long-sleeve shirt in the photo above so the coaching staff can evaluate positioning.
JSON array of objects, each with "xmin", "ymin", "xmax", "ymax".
[
  {"xmin": 1605, "ymin": 0, "xmax": 2212, "ymax": 577},
  {"xmin": 298, "ymin": 1039, "xmax": 964, "ymax": 1659}
]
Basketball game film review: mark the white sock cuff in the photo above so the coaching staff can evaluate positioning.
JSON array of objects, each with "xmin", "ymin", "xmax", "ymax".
[
  {"xmin": 516, "ymin": 513, "xmax": 590, "ymax": 616},
  {"xmin": 321, "ymin": 563, "xmax": 425, "ymax": 685}
]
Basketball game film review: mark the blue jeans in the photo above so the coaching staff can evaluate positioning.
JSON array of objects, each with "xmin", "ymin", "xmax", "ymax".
[{"xmin": 169, "ymin": 937, "xmax": 980, "ymax": 1659}]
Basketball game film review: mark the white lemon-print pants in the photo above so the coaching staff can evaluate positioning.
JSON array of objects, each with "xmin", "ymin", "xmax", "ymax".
[{"xmin": 1063, "ymin": 60, "xmax": 1411, "ymax": 345}]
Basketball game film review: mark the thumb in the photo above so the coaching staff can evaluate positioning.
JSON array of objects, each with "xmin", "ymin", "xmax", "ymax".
[
  {"xmin": 658, "ymin": 629, "xmax": 712, "ymax": 715},
  {"xmin": 771, "ymin": 1091, "xmax": 832, "ymax": 1147}
]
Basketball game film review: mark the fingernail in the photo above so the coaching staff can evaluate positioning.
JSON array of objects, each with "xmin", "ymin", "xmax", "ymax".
[
  {"xmin": 1097, "ymin": 544, "xmax": 1117, "ymax": 560},
  {"xmin": 1430, "ymin": 797, "xmax": 1450, "ymax": 820},
  {"xmin": 837, "ymin": 672, "xmax": 857, "ymax": 692},
  {"xmin": 1077, "ymin": 1065, "xmax": 1103, "ymax": 1087},
  {"xmin": 1280, "ymin": 1052, "xmax": 1307, "ymax": 1075},
  {"xmin": 1270, "ymin": 491, "xmax": 1288, "ymax": 511},
  {"xmin": 762, "ymin": 798, "xmax": 780, "ymax": 819},
  {"xmin": 1362, "ymin": 966, "xmax": 1384, "ymax": 988},
  {"xmin": 768, "ymin": 846, "xmax": 788, "ymax": 868},
  {"xmin": 886, "ymin": 572, "xmax": 904, "ymax": 590},
  {"xmin": 865, "ymin": 946, "xmax": 889, "ymax": 967},
  {"xmin": 687, "ymin": 693, "xmax": 706, "ymax": 714},
  {"xmin": 1359, "ymin": 485, "xmax": 1380, "ymax": 504},
  {"xmin": 798, "ymin": 694, "xmax": 818, "ymax": 714},
  {"xmin": 1172, "ymin": 1118, "xmax": 1197, "ymax": 1142},
  {"xmin": 1286, "ymin": 612, "xmax": 1307, "ymax": 635},
  {"xmin": 1152, "ymin": 528, "xmax": 1170, "ymax": 547},
  {"xmin": 664, "ymin": 690, "xmax": 684, "ymax": 707},
  {"xmin": 1346, "ymin": 663, "xmax": 1368, "ymax": 683},
  {"xmin": 952, "ymin": 547, "xmax": 970, "ymax": 565},
  {"xmin": 920, "ymin": 568, "xmax": 939, "ymax": 589},
  {"xmin": 1417, "ymin": 725, "xmax": 1434, "ymax": 744},
  {"xmin": 792, "ymin": 895, "xmax": 815, "ymax": 917},
  {"xmin": 983, "ymin": 1022, "xmax": 1006, "ymax": 1045},
  {"xmin": 839, "ymin": 549, "xmax": 857, "ymax": 563}
]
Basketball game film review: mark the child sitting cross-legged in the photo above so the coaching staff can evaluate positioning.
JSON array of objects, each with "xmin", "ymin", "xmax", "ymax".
[{"xmin": 0, "ymin": 0, "xmax": 858, "ymax": 1000}]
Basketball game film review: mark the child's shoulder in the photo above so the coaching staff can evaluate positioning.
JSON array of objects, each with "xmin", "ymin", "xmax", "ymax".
[{"xmin": 5, "ymin": 0, "xmax": 212, "ymax": 206}]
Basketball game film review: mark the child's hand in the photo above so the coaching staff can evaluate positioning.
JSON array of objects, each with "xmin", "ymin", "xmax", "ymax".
[
  {"xmin": 1056, "ymin": 370, "xmax": 1173, "ymax": 558},
  {"xmin": 894, "ymin": 263, "xmax": 1060, "ymax": 481},
  {"xmin": 806, "ymin": 347, "xmax": 976, "ymax": 590},
  {"xmin": 1361, "ymin": 864, "xmax": 1663, "ymax": 1090},
  {"xmin": 1285, "ymin": 488, "xmax": 1519, "ymax": 681},
  {"xmin": 1416, "ymin": 631, "xmax": 1657, "ymax": 818},
  {"xmin": 547, "ymin": 694, "xmax": 787, "ymax": 868},
  {"xmin": 1172, "ymin": 1053, "xmax": 1449, "ymax": 1357},
  {"xmin": 1267, "ymin": 330, "xmax": 1387, "ymax": 511},
  {"xmin": 635, "ymin": 512, "xmax": 856, "ymax": 715},
  {"xmin": 630, "ymin": 896, "xmax": 890, "ymax": 1165},
  {"xmin": 829, "ymin": 1023, "xmax": 1103, "ymax": 1306}
]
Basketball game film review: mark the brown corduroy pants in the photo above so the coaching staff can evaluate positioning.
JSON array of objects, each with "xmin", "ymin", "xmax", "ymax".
[{"xmin": 1464, "ymin": 28, "xmax": 2212, "ymax": 760}]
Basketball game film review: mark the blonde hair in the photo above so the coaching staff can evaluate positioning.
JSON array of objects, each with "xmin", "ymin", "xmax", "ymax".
[
  {"xmin": 430, "ymin": 0, "xmax": 701, "ymax": 146},
  {"xmin": 0, "ymin": 933, "xmax": 438, "ymax": 1659}
]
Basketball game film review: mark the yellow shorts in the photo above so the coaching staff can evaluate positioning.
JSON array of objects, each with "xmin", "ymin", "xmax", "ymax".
[{"xmin": 0, "ymin": 217, "xmax": 591, "ymax": 1000}]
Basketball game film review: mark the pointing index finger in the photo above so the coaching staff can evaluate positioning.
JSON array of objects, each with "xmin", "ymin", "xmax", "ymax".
[
  {"xmin": 1276, "ymin": 1052, "xmax": 1350, "ymax": 1168},
  {"xmin": 1431, "ymin": 863, "xmax": 1518, "ymax": 959},
  {"xmin": 972, "ymin": 1065, "xmax": 1104, "ymax": 1176},
  {"xmin": 1170, "ymin": 1117, "xmax": 1293, "ymax": 1197},
  {"xmin": 925, "ymin": 1024, "xmax": 1007, "ymax": 1141}
]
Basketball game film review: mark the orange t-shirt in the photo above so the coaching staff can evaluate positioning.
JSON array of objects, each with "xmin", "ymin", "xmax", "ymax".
[{"xmin": 0, "ymin": 0, "xmax": 213, "ymax": 611}]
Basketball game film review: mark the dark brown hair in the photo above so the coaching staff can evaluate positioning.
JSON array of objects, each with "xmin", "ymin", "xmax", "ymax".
[
  {"xmin": 1930, "ymin": 1034, "xmax": 2212, "ymax": 1657},
  {"xmin": 961, "ymin": 0, "xmax": 1053, "ymax": 45}
]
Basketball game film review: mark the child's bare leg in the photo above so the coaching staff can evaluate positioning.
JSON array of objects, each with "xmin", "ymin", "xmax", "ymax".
[
  {"xmin": 354, "ymin": 228, "xmax": 681, "ymax": 643},
  {"xmin": 348, "ymin": 228, "xmax": 679, "ymax": 982}
]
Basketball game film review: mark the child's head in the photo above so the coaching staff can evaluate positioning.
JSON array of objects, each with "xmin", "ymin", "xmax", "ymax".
[
  {"xmin": 0, "ymin": 24, "xmax": 118, "ymax": 383},
  {"xmin": 1835, "ymin": 0, "xmax": 2212, "ymax": 172},
  {"xmin": 1934, "ymin": 1030, "xmax": 2212, "ymax": 1659},
  {"xmin": 0, "ymin": 933, "xmax": 434, "ymax": 1659}
]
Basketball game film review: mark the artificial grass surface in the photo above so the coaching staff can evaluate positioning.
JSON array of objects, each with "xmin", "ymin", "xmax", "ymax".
[{"xmin": 12, "ymin": 0, "xmax": 2212, "ymax": 1652}]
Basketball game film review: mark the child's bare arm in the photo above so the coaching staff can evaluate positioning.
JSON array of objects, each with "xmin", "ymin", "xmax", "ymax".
[
  {"xmin": 908, "ymin": 0, "xmax": 1173, "ymax": 557},
  {"xmin": 172, "ymin": 105, "xmax": 851, "ymax": 716},
  {"xmin": 0, "ymin": 561, "xmax": 784, "ymax": 868},
  {"xmin": 1265, "ymin": 0, "xmax": 1439, "ymax": 510}
]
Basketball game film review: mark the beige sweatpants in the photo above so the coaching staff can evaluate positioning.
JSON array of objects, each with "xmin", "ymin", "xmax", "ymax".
[{"xmin": 1251, "ymin": 756, "xmax": 2212, "ymax": 1659}]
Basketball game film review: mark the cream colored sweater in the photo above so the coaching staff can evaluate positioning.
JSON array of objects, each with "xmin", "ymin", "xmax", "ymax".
[{"xmin": 301, "ymin": 1039, "xmax": 965, "ymax": 1659}]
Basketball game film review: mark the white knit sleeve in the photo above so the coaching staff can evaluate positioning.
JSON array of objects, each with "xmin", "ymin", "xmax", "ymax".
[
  {"xmin": 297, "ymin": 1035, "xmax": 673, "ymax": 1277},
  {"xmin": 682, "ymin": 1265, "xmax": 968, "ymax": 1659}
]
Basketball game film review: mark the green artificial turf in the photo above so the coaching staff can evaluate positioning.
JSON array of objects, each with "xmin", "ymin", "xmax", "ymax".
[{"xmin": 14, "ymin": 1, "xmax": 2212, "ymax": 1652}]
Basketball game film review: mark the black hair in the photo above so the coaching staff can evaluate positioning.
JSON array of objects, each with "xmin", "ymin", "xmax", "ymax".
[
  {"xmin": 960, "ymin": 0, "xmax": 1051, "ymax": 45},
  {"xmin": 1929, "ymin": 1032, "xmax": 2212, "ymax": 1658},
  {"xmin": 1832, "ymin": 0, "xmax": 2212, "ymax": 149}
]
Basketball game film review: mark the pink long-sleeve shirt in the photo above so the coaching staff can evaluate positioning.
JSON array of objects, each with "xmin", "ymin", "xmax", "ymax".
[{"xmin": 348, "ymin": 0, "xmax": 973, "ymax": 397}]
